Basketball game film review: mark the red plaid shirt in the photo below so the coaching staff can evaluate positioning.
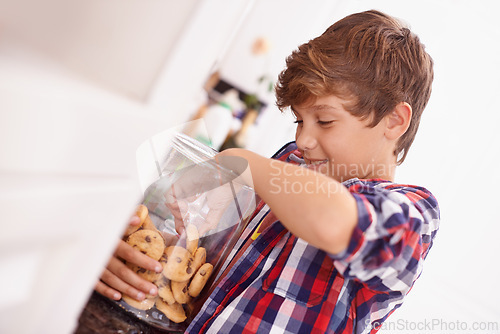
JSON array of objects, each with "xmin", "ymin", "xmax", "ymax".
[{"xmin": 186, "ymin": 142, "xmax": 440, "ymax": 334}]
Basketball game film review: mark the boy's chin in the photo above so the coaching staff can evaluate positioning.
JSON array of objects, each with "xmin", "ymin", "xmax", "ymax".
[
  {"xmin": 309, "ymin": 163, "xmax": 352, "ymax": 183},
  {"xmin": 306, "ymin": 160, "xmax": 332, "ymax": 177}
]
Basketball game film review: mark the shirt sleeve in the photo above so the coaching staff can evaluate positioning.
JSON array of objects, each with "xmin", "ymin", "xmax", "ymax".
[{"xmin": 330, "ymin": 180, "xmax": 440, "ymax": 294}]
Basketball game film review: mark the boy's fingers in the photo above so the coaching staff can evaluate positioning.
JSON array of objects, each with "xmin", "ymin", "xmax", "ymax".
[
  {"xmin": 171, "ymin": 210, "xmax": 183, "ymax": 221},
  {"xmin": 105, "ymin": 257, "xmax": 158, "ymax": 299},
  {"xmin": 97, "ymin": 268, "xmax": 145, "ymax": 302},
  {"xmin": 128, "ymin": 215, "xmax": 141, "ymax": 226},
  {"xmin": 95, "ymin": 279, "xmax": 118, "ymax": 300},
  {"xmin": 95, "ymin": 279, "xmax": 121, "ymax": 301},
  {"xmin": 165, "ymin": 201, "xmax": 184, "ymax": 221},
  {"xmin": 175, "ymin": 217, "xmax": 185, "ymax": 235},
  {"xmin": 114, "ymin": 240, "xmax": 163, "ymax": 273},
  {"xmin": 165, "ymin": 200, "xmax": 179, "ymax": 211}
]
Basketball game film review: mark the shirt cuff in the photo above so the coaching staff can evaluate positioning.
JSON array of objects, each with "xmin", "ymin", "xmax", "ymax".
[{"xmin": 329, "ymin": 192, "xmax": 372, "ymax": 263}]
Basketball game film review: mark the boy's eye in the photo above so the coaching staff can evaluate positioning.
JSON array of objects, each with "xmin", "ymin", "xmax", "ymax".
[
  {"xmin": 318, "ymin": 120, "xmax": 335, "ymax": 126},
  {"xmin": 293, "ymin": 120, "xmax": 303, "ymax": 124}
]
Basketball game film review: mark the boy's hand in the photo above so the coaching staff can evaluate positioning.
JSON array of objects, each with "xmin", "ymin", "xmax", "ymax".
[
  {"xmin": 202, "ymin": 183, "xmax": 236, "ymax": 235},
  {"xmin": 164, "ymin": 175, "xmax": 235, "ymax": 237},
  {"xmin": 164, "ymin": 185, "xmax": 191, "ymax": 236},
  {"xmin": 164, "ymin": 154, "xmax": 252, "ymax": 237},
  {"xmin": 95, "ymin": 216, "xmax": 162, "ymax": 301}
]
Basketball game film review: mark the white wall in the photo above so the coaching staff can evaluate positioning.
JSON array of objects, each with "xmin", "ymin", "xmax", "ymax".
[
  {"xmin": 0, "ymin": 0, "xmax": 200, "ymax": 100},
  {"xmin": 343, "ymin": 1, "xmax": 500, "ymax": 331}
]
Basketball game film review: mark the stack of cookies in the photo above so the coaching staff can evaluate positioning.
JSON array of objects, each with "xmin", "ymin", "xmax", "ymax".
[{"xmin": 121, "ymin": 205, "xmax": 213, "ymax": 324}]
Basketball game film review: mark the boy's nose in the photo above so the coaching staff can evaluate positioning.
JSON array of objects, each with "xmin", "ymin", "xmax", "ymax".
[{"xmin": 295, "ymin": 127, "xmax": 317, "ymax": 152}]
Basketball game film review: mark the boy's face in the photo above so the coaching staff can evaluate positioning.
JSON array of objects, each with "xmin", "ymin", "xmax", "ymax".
[{"xmin": 292, "ymin": 95, "xmax": 394, "ymax": 182}]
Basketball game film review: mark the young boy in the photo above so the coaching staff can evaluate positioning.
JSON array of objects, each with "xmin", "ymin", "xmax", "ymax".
[{"xmin": 97, "ymin": 9, "xmax": 439, "ymax": 333}]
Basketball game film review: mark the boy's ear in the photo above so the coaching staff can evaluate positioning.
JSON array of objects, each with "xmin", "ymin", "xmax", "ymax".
[{"xmin": 384, "ymin": 102, "xmax": 412, "ymax": 140}]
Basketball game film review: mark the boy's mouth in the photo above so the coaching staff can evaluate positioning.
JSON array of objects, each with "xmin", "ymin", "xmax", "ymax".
[
  {"xmin": 308, "ymin": 159, "xmax": 328, "ymax": 166},
  {"xmin": 306, "ymin": 159, "xmax": 329, "ymax": 171}
]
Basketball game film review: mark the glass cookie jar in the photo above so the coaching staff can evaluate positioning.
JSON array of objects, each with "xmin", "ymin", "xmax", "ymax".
[{"xmin": 114, "ymin": 134, "xmax": 256, "ymax": 332}]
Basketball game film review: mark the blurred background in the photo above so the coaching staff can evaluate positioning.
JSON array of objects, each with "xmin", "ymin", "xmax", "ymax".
[{"xmin": 1, "ymin": 0, "xmax": 499, "ymax": 333}]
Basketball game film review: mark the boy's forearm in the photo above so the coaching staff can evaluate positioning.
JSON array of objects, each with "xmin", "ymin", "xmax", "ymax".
[{"xmin": 219, "ymin": 148, "xmax": 358, "ymax": 254}]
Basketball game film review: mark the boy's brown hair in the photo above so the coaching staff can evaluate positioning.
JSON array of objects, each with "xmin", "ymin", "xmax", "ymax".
[{"xmin": 275, "ymin": 10, "xmax": 434, "ymax": 164}]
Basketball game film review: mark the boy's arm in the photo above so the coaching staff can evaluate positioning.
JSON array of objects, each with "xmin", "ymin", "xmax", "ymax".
[
  {"xmin": 218, "ymin": 148, "xmax": 440, "ymax": 295},
  {"xmin": 218, "ymin": 148, "xmax": 358, "ymax": 255},
  {"xmin": 331, "ymin": 179, "xmax": 440, "ymax": 294}
]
